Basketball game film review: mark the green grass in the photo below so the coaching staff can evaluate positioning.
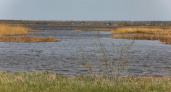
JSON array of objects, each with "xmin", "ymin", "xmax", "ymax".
[{"xmin": 0, "ymin": 72, "xmax": 170, "ymax": 92}]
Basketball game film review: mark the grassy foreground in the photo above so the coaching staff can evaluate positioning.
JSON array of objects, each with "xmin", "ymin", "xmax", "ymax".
[
  {"xmin": 0, "ymin": 72, "xmax": 170, "ymax": 92},
  {"xmin": 0, "ymin": 24, "xmax": 58, "ymax": 42}
]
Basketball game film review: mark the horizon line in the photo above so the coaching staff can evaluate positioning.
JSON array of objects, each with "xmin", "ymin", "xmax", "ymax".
[{"xmin": 1, "ymin": 19, "xmax": 171, "ymax": 22}]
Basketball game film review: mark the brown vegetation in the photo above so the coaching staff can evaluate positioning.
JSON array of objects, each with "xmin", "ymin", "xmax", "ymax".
[
  {"xmin": 0, "ymin": 36, "xmax": 58, "ymax": 43},
  {"xmin": 0, "ymin": 24, "xmax": 29, "ymax": 36},
  {"xmin": 111, "ymin": 35, "xmax": 171, "ymax": 44},
  {"xmin": 0, "ymin": 24, "xmax": 58, "ymax": 42},
  {"xmin": 111, "ymin": 27, "xmax": 171, "ymax": 44},
  {"xmin": 74, "ymin": 29, "xmax": 82, "ymax": 32},
  {"xmin": 111, "ymin": 27, "xmax": 171, "ymax": 35},
  {"xmin": 83, "ymin": 28, "xmax": 112, "ymax": 31}
]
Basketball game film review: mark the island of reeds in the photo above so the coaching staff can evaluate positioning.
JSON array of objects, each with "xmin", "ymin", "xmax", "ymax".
[
  {"xmin": 0, "ymin": 23, "xmax": 58, "ymax": 42},
  {"xmin": 110, "ymin": 27, "xmax": 171, "ymax": 44}
]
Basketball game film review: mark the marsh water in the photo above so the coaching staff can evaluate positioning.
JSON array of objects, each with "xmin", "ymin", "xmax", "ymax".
[{"xmin": 0, "ymin": 25, "xmax": 170, "ymax": 77}]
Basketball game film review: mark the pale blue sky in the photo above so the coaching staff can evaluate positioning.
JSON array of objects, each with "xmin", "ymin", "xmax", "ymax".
[{"xmin": 0, "ymin": 0, "xmax": 171, "ymax": 21}]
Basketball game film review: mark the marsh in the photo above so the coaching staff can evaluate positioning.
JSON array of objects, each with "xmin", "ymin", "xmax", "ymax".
[{"xmin": 0, "ymin": 25, "xmax": 170, "ymax": 77}]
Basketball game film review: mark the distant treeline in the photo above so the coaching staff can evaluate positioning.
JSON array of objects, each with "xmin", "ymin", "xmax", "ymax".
[{"xmin": 1, "ymin": 20, "xmax": 171, "ymax": 26}]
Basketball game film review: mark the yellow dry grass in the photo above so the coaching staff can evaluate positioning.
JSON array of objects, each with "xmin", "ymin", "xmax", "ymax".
[
  {"xmin": 0, "ymin": 24, "xmax": 29, "ymax": 36},
  {"xmin": 0, "ymin": 24, "xmax": 41, "ymax": 36},
  {"xmin": 111, "ymin": 35, "xmax": 171, "ymax": 44},
  {"xmin": 83, "ymin": 28, "xmax": 112, "ymax": 31},
  {"xmin": 111, "ymin": 27, "xmax": 171, "ymax": 44},
  {"xmin": 111, "ymin": 27, "xmax": 171, "ymax": 35},
  {"xmin": 0, "ymin": 23, "xmax": 58, "ymax": 42},
  {"xmin": 0, "ymin": 36, "xmax": 58, "ymax": 43},
  {"xmin": 74, "ymin": 29, "xmax": 82, "ymax": 32}
]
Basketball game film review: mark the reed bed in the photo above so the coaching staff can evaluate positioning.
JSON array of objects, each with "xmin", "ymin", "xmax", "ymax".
[
  {"xmin": 111, "ymin": 27, "xmax": 171, "ymax": 44},
  {"xmin": 83, "ymin": 28, "xmax": 112, "ymax": 31},
  {"xmin": 74, "ymin": 29, "xmax": 82, "ymax": 32},
  {"xmin": 111, "ymin": 35, "xmax": 171, "ymax": 44},
  {"xmin": 0, "ymin": 24, "xmax": 58, "ymax": 42},
  {"xmin": 0, "ymin": 36, "xmax": 58, "ymax": 42},
  {"xmin": 111, "ymin": 27, "xmax": 171, "ymax": 35},
  {"xmin": 0, "ymin": 24, "xmax": 29, "ymax": 36}
]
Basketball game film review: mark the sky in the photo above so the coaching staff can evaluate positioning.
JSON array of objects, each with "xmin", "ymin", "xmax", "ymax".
[{"xmin": 0, "ymin": 0, "xmax": 171, "ymax": 21}]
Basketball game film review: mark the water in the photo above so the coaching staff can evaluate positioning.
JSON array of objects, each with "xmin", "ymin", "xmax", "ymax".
[{"xmin": 0, "ymin": 26, "xmax": 170, "ymax": 77}]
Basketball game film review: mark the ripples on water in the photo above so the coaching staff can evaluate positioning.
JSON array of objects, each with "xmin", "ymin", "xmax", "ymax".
[{"xmin": 0, "ymin": 26, "xmax": 170, "ymax": 77}]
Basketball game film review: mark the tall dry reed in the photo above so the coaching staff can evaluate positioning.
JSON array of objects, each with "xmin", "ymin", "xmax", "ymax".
[
  {"xmin": 74, "ymin": 33, "xmax": 133, "ymax": 79},
  {"xmin": 0, "ymin": 24, "xmax": 30, "ymax": 36}
]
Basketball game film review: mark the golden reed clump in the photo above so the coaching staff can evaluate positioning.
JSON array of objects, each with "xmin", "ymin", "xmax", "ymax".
[
  {"xmin": 111, "ymin": 27, "xmax": 171, "ymax": 44},
  {"xmin": 0, "ymin": 23, "xmax": 58, "ymax": 42},
  {"xmin": 111, "ymin": 35, "xmax": 171, "ymax": 44},
  {"xmin": 0, "ymin": 24, "xmax": 29, "ymax": 36},
  {"xmin": 83, "ymin": 28, "xmax": 112, "ymax": 31},
  {"xmin": 111, "ymin": 27, "xmax": 171, "ymax": 35},
  {"xmin": 74, "ymin": 29, "xmax": 82, "ymax": 32},
  {"xmin": 0, "ymin": 36, "xmax": 58, "ymax": 43}
]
